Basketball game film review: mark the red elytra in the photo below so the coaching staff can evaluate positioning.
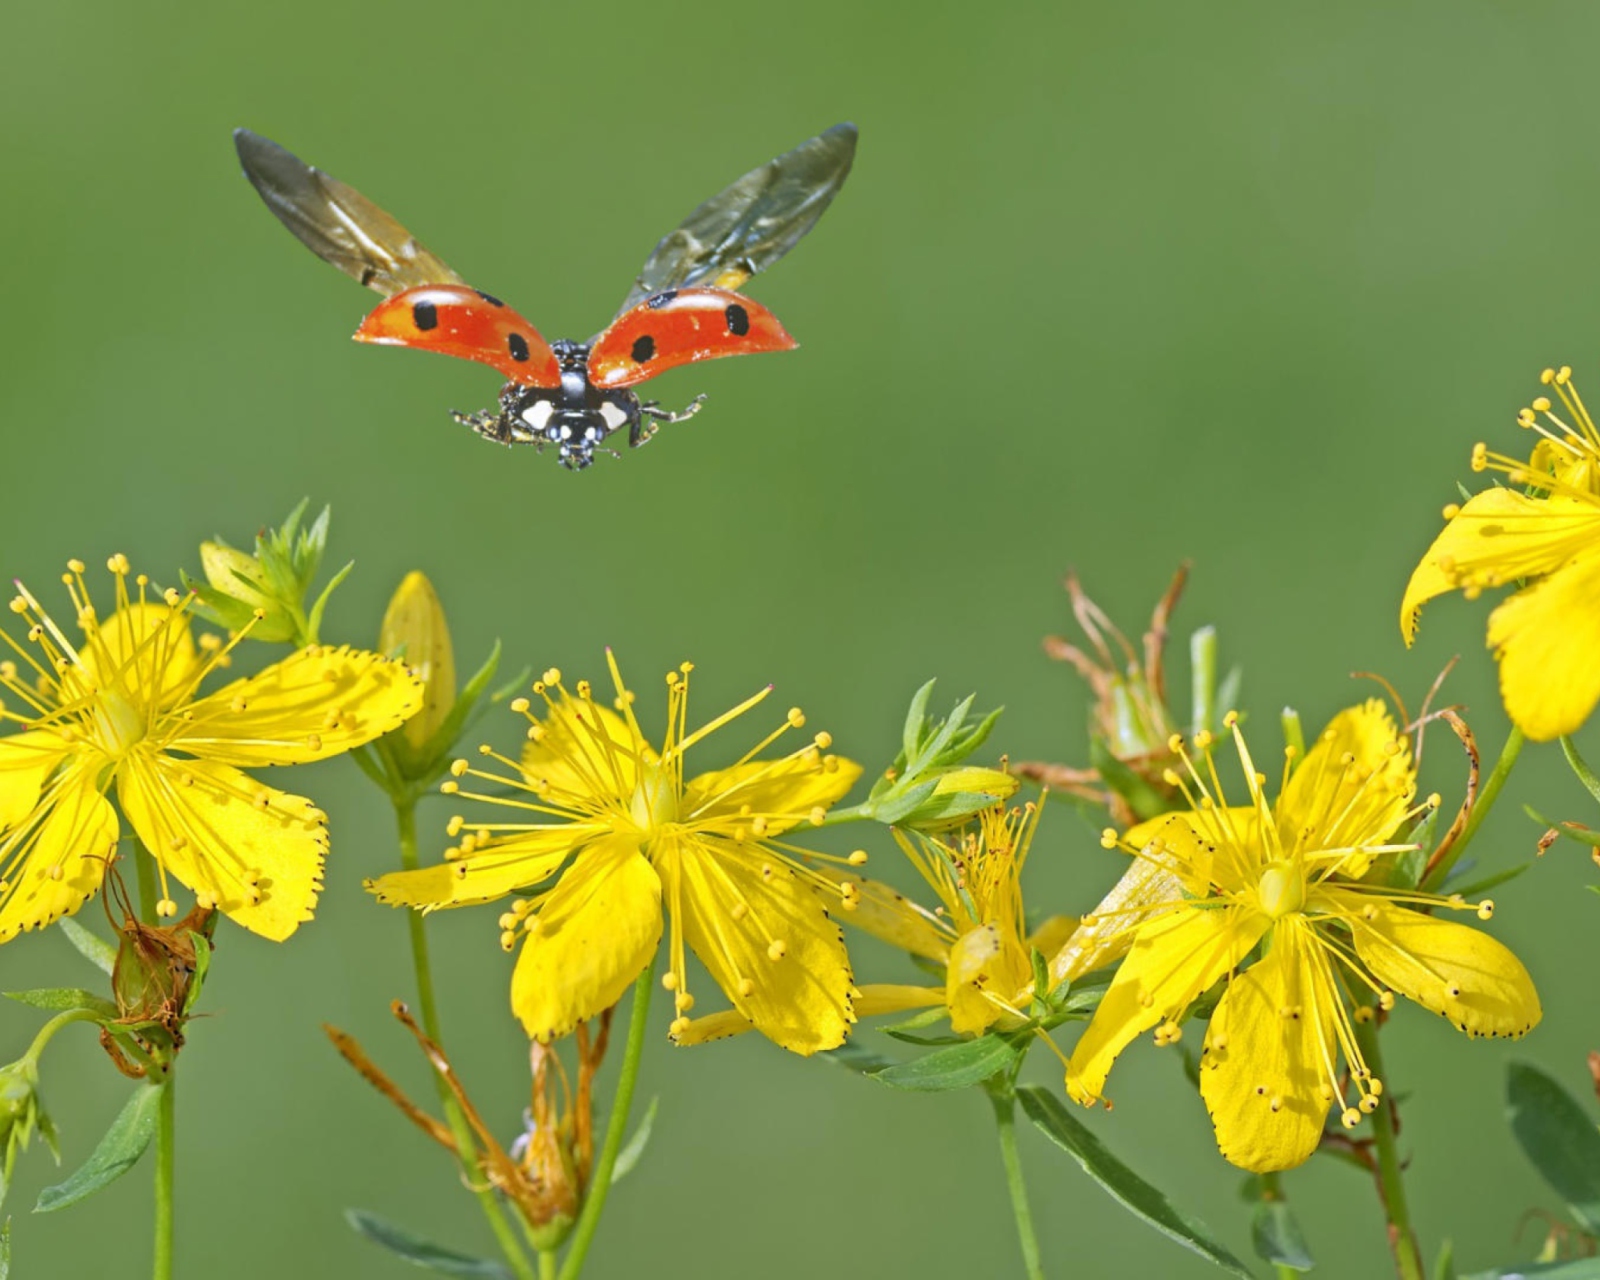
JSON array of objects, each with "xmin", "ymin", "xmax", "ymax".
[
  {"xmin": 587, "ymin": 287, "xmax": 796, "ymax": 390},
  {"xmin": 355, "ymin": 285, "xmax": 562, "ymax": 387}
]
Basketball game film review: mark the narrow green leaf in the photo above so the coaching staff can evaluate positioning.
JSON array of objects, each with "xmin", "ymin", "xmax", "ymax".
[
  {"xmin": 1561, "ymin": 737, "xmax": 1600, "ymax": 806},
  {"xmin": 902, "ymin": 679, "xmax": 936, "ymax": 761},
  {"xmin": 872, "ymin": 1035, "xmax": 1021, "ymax": 1092},
  {"xmin": 1434, "ymin": 1239, "xmax": 1457, "ymax": 1280},
  {"xmin": 1214, "ymin": 665, "xmax": 1243, "ymax": 732},
  {"xmin": 1251, "ymin": 1199, "xmax": 1314, "ymax": 1271},
  {"xmin": 611, "ymin": 1096, "xmax": 659, "ymax": 1185},
  {"xmin": 1017, "ymin": 1086, "xmax": 1253, "ymax": 1278},
  {"xmin": 815, "ymin": 1041, "xmax": 899, "ymax": 1074},
  {"xmin": 1461, "ymin": 1260, "xmax": 1600, "ymax": 1279},
  {"xmin": 881, "ymin": 1028, "xmax": 966, "ymax": 1047},
  {"xmin": 56, "ymin": 918, "xmax": 115, "ymax": 977},
  {"xmin": 3, "ymin": 989, "xmax": 116, "ymax": 1018},
  {"xmin": 183, "ymin": 932, "xmax": 212, "ymax": 1016},
  {"xmin": 1280, "ymin": 707, "xmax": 1305, "ymax": 765},
  {"xmin": 0, "ymin": 1217, "xmax": 9, "ymax": 1280},
  {"xmin": 1190, "ymin": 625, "xmax": 1218, "ymax": 736},
  {"xmin": 1448, "ymin": 862, "xmax": 1532, "ymax": 899},
  {"xmin": 870, "ymin": 779, "xmax": 938, "ymax": 826},
  {"xmin": 1507, "ymin": 1062, "xmax": 1600, "ymax": 1234},
  {"xmin": 345, "ymin": 1209, "xmax": 512, "ymax": 1277},
  {"xmin": 35, "ymin": 1081, "xmax": 164, "ymax": 1213}
]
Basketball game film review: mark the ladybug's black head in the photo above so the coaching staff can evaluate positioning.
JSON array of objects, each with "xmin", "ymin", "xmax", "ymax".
[{"xmin": 551, "ymin": 410, "xmax": 611, "ymax": 470}]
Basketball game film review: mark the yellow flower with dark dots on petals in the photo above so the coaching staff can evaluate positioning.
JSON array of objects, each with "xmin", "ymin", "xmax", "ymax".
[
  {"xmin": 0, "ymin": 557, "xmax": 423, "ymax": 941},
  {"xmin": 367, "ymin": 652, "xmax": 864, "ymax": 1054},
  {"xmin": 1063, "ymin": 702, "xmax": 1540, "ymax": 1173},
  {"xmin": 1403, "ymin": 365, "xmax": 1600, "ymax": 740}
]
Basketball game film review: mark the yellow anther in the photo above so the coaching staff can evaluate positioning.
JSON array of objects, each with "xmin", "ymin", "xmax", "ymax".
[
  {"xmin": 1533, "ymin": 396, "xmax": 1553, "ymax": 412},
  {"xmin": 847, "ymin": 850, "xmax": 868, "ymax": 866},
  {"xmin": 1441, "ymin": 502, "xmax": 1460, "ymax": 520},
  {"xmin": 1477, "ymin": 899, "xmax": 1495, "ymax": 920},
  {"xmin": 674, "ymin": 992, "xmax": 695, "ymax": 1013},
  {"xmin": 787, "ymin": 707, "xmax": 806, "ymax": 728},
  {"xmin": 1161, "ymin": 768, "xmax": 1181, "ymax": 787},
  {"xmin": 1359, "ymin": 1094, "xmax": 1379, "ymax": 1114},
  {"xmin": 107, "ymin": 554, "xmax": 130, "ymax": 575},
  {"xmin": 440, "ymin": 780, "xmax": 460, "ymax": 795},
  {"xmin": 669, "ymin": 1016, "xmax": 691, "ymax": 1037},
  {"xmin": 737, "ymin": 978, "xmax": 756, "ymax": 998},
  {"xmin": 450, "ymin": 758, "xmax": 470, "ymax": 776},
  {"xmin": 510, "ymin": 697, "xmax": 530, "ymax": 713},
  {"xmin": 1193, "ymin": 730, "xmax": 1213, "ymax": 751},
  {"xmin": 1541, "ymin": 367, "xmax": 1556, "ymax": 385},
  {"xmin": 542, "ymin": 668, "xmax": 561, "ymax": 685},
  {"xmin": 1222, "ymin": 711, "xmax": 1239, "ymax": 728},
  {"xmin": 1167, "ymin": 733, "xmax": 1184, "ymax": 753},
  {"xmin": 47, "ymin": 865, "xmax": 63, "ymax": 882},
  {"xmin": 576, "ymin": 679, "xmax": 592, "ymax": 698},
  {"xmin": 66, "ymin": 559, "xmax": 85, "ymax": 574},
  {"xmin": 157, "ymin": 898, "xmax": 177, "ymax": 918},
  {"xmin": 1341, "ymin": 1108, "xmax": 1361, "ymax": 1129},
  {"xmin": 499, "ymin": 931, "xmax": 517, "ymax": 952},
  {"xmin": 1471, "ymin": 442, "xmax": 1488, "ymax": 471},
  {"xmin": 498, "ymin": 912, "xmax": 517, "ymax": 931},
  {"xmin": 766, "ymin": 939, "xmax": 787, "ymax": 961},
  {"xmin": 813, "ymin": 731, "xmax": 832, "ymax": 750},
  {"xmin": 809, "ymin": 806, "xmax": 826, "ymax": 826}
]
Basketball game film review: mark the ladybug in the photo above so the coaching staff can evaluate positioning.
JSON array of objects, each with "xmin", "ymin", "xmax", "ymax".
[{"xmin": 234, "ymin": 124, "xmax": 857, "ymax": 470}]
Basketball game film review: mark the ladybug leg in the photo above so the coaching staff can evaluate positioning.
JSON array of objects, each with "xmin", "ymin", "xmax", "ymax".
[
  {"xmin": 639, "ymin": 393, "xmax": 707, "ymax": 427},
  {"xmin": 452, "ymin": 408, "xmax": 518, "ymax": 446}
]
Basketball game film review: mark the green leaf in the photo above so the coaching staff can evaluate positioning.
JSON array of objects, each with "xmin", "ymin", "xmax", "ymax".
[
  {"xmin": 183, "ymin": 931, "xmax": 211, "ymax": 1016},
  {"xmin": 815, "ymin": 1041, "xmax": 899, "ymax": 1074},
  {"xmin": 1434, "ymin": 1239, "xmax": 1457, "ymax": 1280},
  {"xmin": 1251, "ymin": 1200, "xmax": 1314, "ymax": 1271},
  {"xmin": 902, "ymin": 679, "xmax": 936, "ymax": 761},
  {"xmin": 872, "ymin": 1034, "xmax": 1021, "ymax": 1092},
  {"xmin": 3, "ymin": 990, "xmax": 116, "ymax": 1019},
  {"xmin": 1190, "ymin": 625, "xmax": 1218, "ymax": 736},
  {"xmin": 1506, "ymin": 1062, "xmax": 1600, "ymax": 1234},
  {"xmin": 1214, "ymin": 665, "xmax": 1243, "ymax": 731},
  {"xmin": 345, "ymin": 1209, "xmax": 513, "ymax": 1277},
  {"xmin": 1561, "ymin": 737, "xmax": 1600, "ymax": 806},
  {"xmin": 611, "ymin": 1096, "xmax": 659, "ymax": 1185},
  {"xmin": 869, "ymin": 779, "xmax": 937, "ymax": 826},
  {"xmin": 1449, "ymin": 862, "xmax": 1532, "ymax": 899},
  {"xmin": 1017, "ymin": 1086, "xmax": 1253, "ymax": 1278},
  {"xmin": 1461, "ymin": 1261, "xmax": 1600, "ymax": 1279},
  {"xmin": 56, "ymin": 918, "xmax": 115, "ymax": 977},
  {"xmin": 35, "ymin": 1081, "xmax": 164, "ymax": 1213}
]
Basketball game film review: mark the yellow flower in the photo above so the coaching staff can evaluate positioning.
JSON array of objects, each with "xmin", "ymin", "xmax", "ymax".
[
  {"xmin": 1063, "ymin": 702, "xmax": 1540, "ymax": 1172},
  {"xmin": 367, "ymin": 652, "xmax": 863, "ymax": 1054},
  {"xmin": 0, "ymin": 557, "xmax": 422, "ymax": 941},
  {"xmin": 1402, "ymin": 365, "xmax": 1600, "ymax": 740}
]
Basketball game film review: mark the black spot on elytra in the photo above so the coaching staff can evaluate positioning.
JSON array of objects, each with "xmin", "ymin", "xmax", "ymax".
[
  {"xmin": 507, "ymin": 333, "xmax": 531, "ymax": 363},
  {"xmin": 476, "ymin": 290, "xmax": 505, "ymax": 307},
  {"xmin": 725, "ymin": 303, "xmax": 750, "ymax": 336},
  {"xmin": 412, "ymin": 301, "xmax": 439, "ymax": 331},
  {"xmin": 631, "ymin": 334, "xmax": 656, "ymax": 363},
  {"xmin": 646, "ymin": 290, "xmax": 677, "ymax": 309}
]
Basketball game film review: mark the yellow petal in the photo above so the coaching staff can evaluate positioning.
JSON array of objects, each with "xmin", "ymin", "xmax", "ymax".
[
  {"xmin": 512, "ymin": 833, "xmax": 662, "ymax": 1041},
  {"xmin": 856, "ymin": 984, "xmax": 946, "ymax": 1017},
  {"xmin": 1026, "ymin": 914, "xmax": 1078, "ymax": 959},
  {"xmin": 1276, "ymin": 701, "xmax": 1414, "ymax": 872},
  {"xmin": 1486, "ymin": 544, "xmax": 1600, "ymax": 741},
  {"xmin": 1401, "ymin": 489, "xmax": 1600, "ymax": 643},
  {"xmin": 1065, "ymin": 903, "xmax": 1266, "ymax": 1106},
  {"xmin": 670, "ymin": 1008, "xmax": 755, "ymax": 1046},
  {"xmin": 0, "ymin": 730, "xmax": 71, "ymax": 829},
  {"xmin": 1336, "ymin": 890, "xmax": 1541, "ymax": 1038},
  {"xmin": 946, "ymin": 923, "xmax": 1032, "ymax": 1034},
  {"xmin": 117, "ymin": 753, "xmax": 326, "ymax": 941},
  {"xmin": 170, "ymin": 645, "xmax": 422, "ymax": 765},
  {"xmin": 814, "ymin": 869, "xmax": 950, "ymax": 963},
  {"xmin": 72, "ymin": 604, "xmax": 198, "ymax": 711},
  {"xmin": 656, "ymin": 833, "xmax": 853, "ymax": 1055},
  {"xmin": 681, "ymin": 753, "xmax": 863, "ymax": 832},
  {"xmin": 367, "ymin": 824, "xmax": 594, "ymax": 910},
  {"xmin": 521, "ymin": 696, "xmax": 653, "ymax": 806},
  {"xmin": 0, "ymin": 767, "xmax": 118, "ymax": 942},
  {"xmin": 1199, "ymin": 922, "xmax": 1339, "ymax": 1172},
  {"xmin": 1048, "ymin": 818, "xmax": 1204, "ymax": 989}
]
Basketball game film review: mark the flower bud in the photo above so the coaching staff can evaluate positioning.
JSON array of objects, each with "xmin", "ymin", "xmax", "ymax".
[
  {"xmin": 199, "ymin": 540, "xmax": 271, "ymax": 608},
  {"xmin": 379, "ymin": 572, "xmax": 457, "ymax": 750},
  {"xmin": 901, "ymin": 766, "xmax": 1021, "ymax": 829}
]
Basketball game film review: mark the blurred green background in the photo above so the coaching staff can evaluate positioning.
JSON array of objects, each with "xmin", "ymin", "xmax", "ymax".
[{"xmin": 4, "ymin": 1, "xmax": 1600, "ymax": 1276}]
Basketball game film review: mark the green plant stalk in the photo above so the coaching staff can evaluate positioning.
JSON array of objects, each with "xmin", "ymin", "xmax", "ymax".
[
  {"xmin": 1423, "ymin": 725, "xmax": 1524, "ymax": 892},
  {"xmin": 393, "ymin": 800, "xmax": 536, "ymax": 1280},
  {"xmin": 21, "ymin": 1008, "xmax": 101, "ymax": 1071},
  {"xmin": 153, "ymin": 1072, "xmax": 175, "ymax": 1280},
  {"xmin": 1355, "ymin": 1019, "xmax": 1424, "ymax": 1280},
  {"xmin": 134, "ymin": 844, "xmax": 176, "ymax": 1280},
  {"xmin": 540, "ymin": 1250, "xmax": 557, "ymax": 1280},
  {"xmin": 990, "ymin": 1088, "xmax": 1046, "ymax": 1280},
  {"xmin": 557, "ymin": 957, "xmax": 656, "ymax": 1280}
]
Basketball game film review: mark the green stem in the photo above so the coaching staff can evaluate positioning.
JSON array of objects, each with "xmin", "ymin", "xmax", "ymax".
[
  {"xmin": 1355, "ymin": 1019, "xmax": 1424, "ymax": 1280},
  {"xmin": 134, "ymin": 843, "xmax": 161, "ymax": 926},
  {"xmin": 152, "ymin": 1069, "xmax": 175, "ymax": 1280},
  {"xmin": 1423, "ymin": 725, "xmax": 1524, "ymax": 892},
  {"xmin": 557, "ymin": 957, "xmax": 656, "ymax": 1280},
  {"xmin": 393, "ymin": 801, "xmax": 536, "ymax": 1280},
  {"xmin": 22, "ymin": 1008, "xmax": 101, "ymax": 1070},
  {"xmin": 540, "ymin": 1251, "xmax": 557, "ymax": 1280},
  {"xmin": 990, "ymin": 1089, "xmax": 1045, "ymax": 1280}
]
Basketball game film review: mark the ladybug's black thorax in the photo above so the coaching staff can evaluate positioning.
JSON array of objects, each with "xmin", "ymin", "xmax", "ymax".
[{"xmin": 490, "ymin": 340, "xmax": 642, "ymax": 470}]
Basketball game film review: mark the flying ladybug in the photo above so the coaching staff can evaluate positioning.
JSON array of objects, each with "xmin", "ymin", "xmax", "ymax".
[{"xmin": 233, "ymin": 123, "xmax": 857, "ymax": 470}]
